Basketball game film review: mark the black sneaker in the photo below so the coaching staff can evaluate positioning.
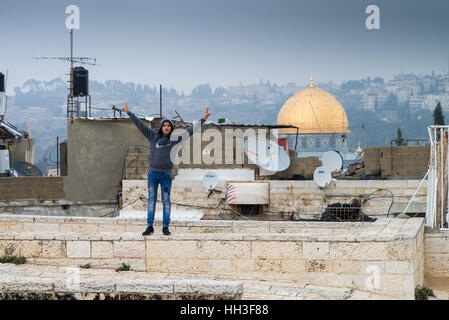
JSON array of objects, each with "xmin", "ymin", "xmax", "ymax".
[
  {"xmin": 142, "ymin": 226, "xmax": 154, "ymax": 236},
  {"xmin": 162, "ymin": 227, "xmax": 171, "ymax": 236}
]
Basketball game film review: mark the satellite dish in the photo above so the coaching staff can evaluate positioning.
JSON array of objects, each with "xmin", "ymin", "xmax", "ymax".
[
  {"xmin": 13, "ymin": 161, "xmax": 43, "ymax": 177},
  {"xmin": 322, "ymin": 151, "xmax": 343, "ymax": 172},
  {"xmin": 202, "ymin": 171, "xmax": 218, "ymax": 190},
  {"xmin": 244, "ymin": 137, "xmax": 290, "ymax": 172},
  {"xmin": 313, "ymin": 166, "xmax": 332, "ymax": 188}
]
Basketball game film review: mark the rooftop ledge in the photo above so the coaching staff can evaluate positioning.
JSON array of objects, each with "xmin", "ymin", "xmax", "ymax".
[{"xmin": 0, "ymin": 214, "xmax": 425, "ymax": 242}]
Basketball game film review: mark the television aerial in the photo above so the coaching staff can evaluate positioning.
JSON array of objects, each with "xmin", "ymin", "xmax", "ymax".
[{"xmin": 244, "ymin": 137, "xmax": 290, "ymax": 172}]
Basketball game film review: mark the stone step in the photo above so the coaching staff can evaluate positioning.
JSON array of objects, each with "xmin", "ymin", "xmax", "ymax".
[
  {"xmin": 0, "ymin": 263, "xmax": 242, "ymax": 300},
  {"xmin": 0, "ymin": 263, "xmax": 394, "ymax": 300}
]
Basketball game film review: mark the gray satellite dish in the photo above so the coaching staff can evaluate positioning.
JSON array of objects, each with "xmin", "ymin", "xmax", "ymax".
[
  {"xmin": 313, "ymin": 166, "xmax": 332, "ymax": 188},
  {"xmin": 244, "ymin": 137, "xmax": 290, "ymax": 172},
  {"xmin": 322, "ymin": 151, "xmax": 343, "ymax": 172},
  {"xmin": 13, "ymin": 161, "xmax": 43, "ymax": 177},
  {"xmin": 202, "ymin": 171, "xmax": 218, "ymax": 190}
]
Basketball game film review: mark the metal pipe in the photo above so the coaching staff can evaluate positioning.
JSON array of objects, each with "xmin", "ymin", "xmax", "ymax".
[
  {"xmin": 160, "ymin": 84, "xmax": 162, "ymax": 117},
  {"xmin": 56, "ymin": 136, "xmax": 59, "ymax": 176}
]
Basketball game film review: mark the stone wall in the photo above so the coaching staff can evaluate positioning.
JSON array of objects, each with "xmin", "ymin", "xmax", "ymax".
[
  {"xmin": 0, "ymin": 215, "xmax": 424, "ymax": 299},
  {"xmin": 365, "ymin": 146, "xmax": 429, "ymax": 177},
  {"xmin": 122, "ymin": 179, "xmax": 427, "ymax": 219},
  {"xmin": 423, "ymin": 229, "xmax": 449, "ymax": 279},
  {"xmin": 0, "ymin": 177, "xmax": 64, "ymax": 201}
]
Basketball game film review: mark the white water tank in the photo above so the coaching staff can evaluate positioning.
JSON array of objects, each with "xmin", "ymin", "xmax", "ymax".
[{"xmin": 0, "ymin": 149, "xmax": 10, "ymax": 174}]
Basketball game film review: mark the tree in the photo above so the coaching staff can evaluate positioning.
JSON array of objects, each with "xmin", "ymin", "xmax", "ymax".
[
  {"xmin": 433, "ymin": 101, "xmax": 445, "ymax": 125},
  {"xmin": 397, "ymin": 127, "xmax": 406, "ymax": 146},
  {"xmin": 191, "ymin": 84, "xmax": 212, "ymax": 98}
]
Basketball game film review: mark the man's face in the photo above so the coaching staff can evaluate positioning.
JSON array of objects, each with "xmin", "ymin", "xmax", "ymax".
[{"xmin": 162, "ymin": 121, "xmax": 172, "ymax": 135}]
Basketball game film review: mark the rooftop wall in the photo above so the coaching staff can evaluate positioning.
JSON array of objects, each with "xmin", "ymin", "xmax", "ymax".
[{"xmin": 0, "ymin": 215, "xmax": 425, "ymax": 299}]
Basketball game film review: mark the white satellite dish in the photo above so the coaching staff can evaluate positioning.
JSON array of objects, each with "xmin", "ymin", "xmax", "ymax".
[
  {"xmin": 202, "ymin": 171, "xmax": 219, "ymax": 190},
  {"xmin": 322, "ymin": 151, "xmax": 343, "ymax": 172},
  {"xmin": 244, "ymin": 137, "xmax": 290, "ymax": 172},
  {"xmin": 313, "ymin": 166, "xmax": 332, "ymax": 188}
]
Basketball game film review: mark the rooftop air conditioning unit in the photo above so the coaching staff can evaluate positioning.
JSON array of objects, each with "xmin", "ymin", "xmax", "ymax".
[{"xmin": 226, "ymin": 182, "xmax": 270, "ymax": 205}]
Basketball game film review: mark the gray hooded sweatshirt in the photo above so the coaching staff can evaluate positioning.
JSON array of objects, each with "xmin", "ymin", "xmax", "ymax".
[{"xmin": 127, "ymin": 111, "xmax": 205, "ymax": 173}]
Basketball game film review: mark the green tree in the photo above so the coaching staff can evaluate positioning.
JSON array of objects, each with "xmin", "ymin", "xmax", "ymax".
[
  {"xmin": 397, "ymin": 127, "xmax": 406, "ymax": 146},
  {"xmin": 433, "ymin": 101, "xmax": 445, "ymax": 125}
]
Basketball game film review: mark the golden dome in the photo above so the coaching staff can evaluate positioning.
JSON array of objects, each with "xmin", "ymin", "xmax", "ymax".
[{"xmin": 276, "ymin": 77, "xmax": 350, "ymax": 134}]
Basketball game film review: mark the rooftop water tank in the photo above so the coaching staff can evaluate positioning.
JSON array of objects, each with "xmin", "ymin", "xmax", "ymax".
[
  {"xmin": 0, "ymin": 73, "xmax": 4, "ymax": 93},
  {"xmin": 0, "ymin": 149, "xmax": 10, "ymax": 175},
  {"xmin": 73, "ymin": 67, "xmax": 88, "ymax": 96}
]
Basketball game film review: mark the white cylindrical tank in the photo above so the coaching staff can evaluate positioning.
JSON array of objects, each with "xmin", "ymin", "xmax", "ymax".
[{"xmin": 0, "ymin": 149, "xmax": 10, "ymax": 174}]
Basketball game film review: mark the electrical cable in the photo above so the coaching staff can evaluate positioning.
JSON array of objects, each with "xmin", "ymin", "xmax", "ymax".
[
  {"xmin": 360, "ymin": 188, "xmax": 394, "ymax": 217},
  {"xmin": 99, "ymin": 187, "xmax": 400, "ymax": 220}
]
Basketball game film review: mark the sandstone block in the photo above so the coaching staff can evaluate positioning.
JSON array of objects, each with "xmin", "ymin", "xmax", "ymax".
[
  {"xmin": 255, "ymin": 258, "xmax": 282, "ymax": 272},
  {"xmin": 72, "ymin": 223, "xmax": 98, "ymax": 233},
  {"xmin": 97, "ymin": 224, "xmax": 125, "ymax": 233},
  {"xmin": 303, "ymin": 242, "xmax": 330, "ymax": 259},
  {"xmin": 0, "ymin": 222, "xmax": 23, "ymax": 233},
  {"xmin": 41, "ymin": 240, "xmax": 66, "ymax": 258},
  {"xmin": 20, "ymin": 240, "xmax": 42, "ymax": 258},
  {"xmin": 146, "ymin": 240, "xmax": 196, "ymax": 258},
  {"xmin": 198, "ymin": 240, "xmax": 251, "ymax": 259},
  {"xmin": 23, "ymin": 222, "xmax": 59, "ymax": 233},
  {"xmin": 67, "ymin": 241, "xmax": 91, "ymax": 258},
  {"xmin": 305, "ymin": 260, "xmax": 330, "ymax": 273},
  {"xmin": 330, "ymin": 242, "xmax": 389, "ymax": 261},
  {"xmin": 114, "ymin": 240, "xmax": 145, "ymax": 258},
  {"xmin": 91, "ymin": 241, "xmax": 113, "ymax": 258},
  {"xmin": 116, "ymin": 280, "xmax": 174, "ymax": 294},
  {"xmin": 251, "ymin": 241, "xmax": 301, "ymax": 259},
  {"xmin": 385, "ymin": 261, "xmax": 411, "ymax": 274},
  {"xmin": 208, "ymin": 259, "xmax": 233, "ymax": 273}
]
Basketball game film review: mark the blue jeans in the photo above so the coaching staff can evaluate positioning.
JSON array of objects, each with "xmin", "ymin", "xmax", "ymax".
[{"xmin": 147, "ymin": 170, "xmax": 173, "ymax": 227}]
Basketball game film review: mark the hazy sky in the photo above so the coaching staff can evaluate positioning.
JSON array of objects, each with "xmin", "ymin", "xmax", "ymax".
[{"xmin": 1, "ymin": 0, "xmax": 449, "ymax": 95}]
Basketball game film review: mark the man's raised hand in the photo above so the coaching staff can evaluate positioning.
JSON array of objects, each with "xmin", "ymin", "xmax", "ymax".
[
  {"xmin": 122, "ymin": 101, "xmax": 130, "ymax": 113},
  {"xmin": 203, "ymin": 106, "xmax": 211, "ymax": 121}
]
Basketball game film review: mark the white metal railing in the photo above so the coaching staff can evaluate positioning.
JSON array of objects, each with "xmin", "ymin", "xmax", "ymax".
[{"xmin": 426, "ymin": 125, "xmax": 449, "ymax": 229}]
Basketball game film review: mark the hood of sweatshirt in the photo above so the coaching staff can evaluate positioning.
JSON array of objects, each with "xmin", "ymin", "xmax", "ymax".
[{"xmin": 157, "ymin": 117, "xmax": 175, "ymax": 136}]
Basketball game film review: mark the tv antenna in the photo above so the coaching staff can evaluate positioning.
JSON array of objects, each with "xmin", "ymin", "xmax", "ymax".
[
  {"xmin": 0, "ymin": 69, "xmax": 8, "ymax": 122},
  {"xmin": 35, "ymin": 29, "xmax": 98, "ymax": 118}
]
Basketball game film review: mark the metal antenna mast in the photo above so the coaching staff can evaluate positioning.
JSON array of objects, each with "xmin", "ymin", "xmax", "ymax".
[{"xmin": 35, "ymin": 29, "xmax": 97, "ymax": 119}]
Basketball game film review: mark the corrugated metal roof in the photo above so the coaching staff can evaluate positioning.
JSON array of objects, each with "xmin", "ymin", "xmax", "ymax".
[{"xmin": 0, "ymin": 121, "xmax": 28, "ymax": 138}]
